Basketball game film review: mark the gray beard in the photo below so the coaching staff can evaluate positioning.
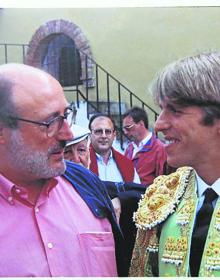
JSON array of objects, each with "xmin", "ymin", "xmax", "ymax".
[{"xmin": 8, "ymin": 130, "xmax": 66, "ymax": 179}]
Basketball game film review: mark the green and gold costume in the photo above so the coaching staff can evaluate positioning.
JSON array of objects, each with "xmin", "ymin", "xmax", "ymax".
[{"xmin": 130, "ymin": 167, "xmax": 220, "ymax": 277}]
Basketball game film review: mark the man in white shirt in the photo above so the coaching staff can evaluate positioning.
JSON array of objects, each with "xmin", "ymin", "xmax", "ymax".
[
  {"xmin": 130, "ymin": 51, "xmax": 220, "ymax": 277},
  {"xmin": 88, "ymin": 113, "xmax": 143, "ymax": 273},
  {"xmin": 89, "ymin": 113, "xmax": 140, "ymax": 184}
]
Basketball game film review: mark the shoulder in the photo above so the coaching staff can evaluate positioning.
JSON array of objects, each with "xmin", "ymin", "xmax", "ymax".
[
  {"xmin": 64, "ymin": 160, "xmax": 111, "ymax": 198},
  {"xmin": 134, "ymin": 166, "xmax": 194, "ymax": 230},
  {"xmin": 65, "ymin": 160, "xmax": 91, "ymax": 174},
  {"xmin": 64, "ymin": 160, "xmax": 102, "ymax": 184},
  {"xmin": 112, "ymin": 147, "xmax": 131, "ymax": 161},
  {"xmin": 151, "ymin": 135, "xmax": 166, "ymax": 156},
  {"xmin": 151, "ymin": 134, "xmax": 165, "ymax": 147}
]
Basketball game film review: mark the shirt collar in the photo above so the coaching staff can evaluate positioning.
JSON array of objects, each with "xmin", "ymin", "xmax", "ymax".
[
  {"xmin": 195, "ymin": 172, "xmax": 220, "ymax": 198},
  {"xmin": 132, "ymin": 132, "xmax": 152, "ymax": 149},
  {"xmin": 0, "ymin": 173, "xmax": 57, "ymax": 206},
  {"xmin": 96, "ymin": 150, "xmax": 113, "ymax": 162},
  {"xmin": 0, "ymin": 174, "xmax": 15, "ymax": 201}
]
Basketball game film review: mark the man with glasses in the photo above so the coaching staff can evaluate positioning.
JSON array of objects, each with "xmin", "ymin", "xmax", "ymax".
[
  {"xmin": 89, "ymin": 113, "xmax": 140, "ymax": 184},
  {"xmin": 88, "ymin": 113, "xmax": 143, "ymax": 274},
  {"xmin": 0, "ymin": 63, "xmax": 126, "ymax": 277},
  {"xmin": 123, "ymin": 106, "xmax": 167, "ymax": 185}
]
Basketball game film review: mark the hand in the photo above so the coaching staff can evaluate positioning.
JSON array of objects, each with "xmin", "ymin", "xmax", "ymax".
[{"xmin": 111, "ymin": 197, "xmax": 121, "ymax": 224}]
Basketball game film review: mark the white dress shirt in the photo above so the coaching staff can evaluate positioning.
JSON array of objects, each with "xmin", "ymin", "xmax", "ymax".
[
  {"xmin": 132, "ymin": 132, "xmax": 152, "ymax": 158},
  {"xmin": 96, "ymin": 151, "xmax": 141, "ymax": 183},
  {"xmin": 195, "ymin": 173, "xmax": 220, "ymax": 212}
]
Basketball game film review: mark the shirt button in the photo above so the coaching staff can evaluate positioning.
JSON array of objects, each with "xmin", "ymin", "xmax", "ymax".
[
  {"xmin": 15, "ymin": 188, "xmax": 21, "ymax": 194},
  {"xmin": 35, "ymin": 207, "xmax": 39, "ymax": 213},
  {"xmin": 8, "ymin": 196, "xmax": 14, "ymax": 205},
  {"xmin": 47, "ymin": 242, "xmax": 53, "ymax": 249}
]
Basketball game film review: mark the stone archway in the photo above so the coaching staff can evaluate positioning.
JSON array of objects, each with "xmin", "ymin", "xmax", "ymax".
[{"xmin": 25, "ymin": 19, "xmax": 95, "ymax": 87}]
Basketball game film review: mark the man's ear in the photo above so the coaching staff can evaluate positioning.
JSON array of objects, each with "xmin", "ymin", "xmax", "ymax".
[
  {"xmin": 139, "ymin": 120, "xmax": 145, "ymax": 127},
  {"xmin": 113, "ymin": 130, "xmax": 117, "ymax": 139}
]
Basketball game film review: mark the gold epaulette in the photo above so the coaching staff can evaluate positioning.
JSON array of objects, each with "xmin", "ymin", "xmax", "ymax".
[{"xmin": 134, "ymin": 166, "xmax": 194, "ymax": 230}]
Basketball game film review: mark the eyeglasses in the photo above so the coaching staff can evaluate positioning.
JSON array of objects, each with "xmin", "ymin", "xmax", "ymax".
[
  {"xmin": 122, "ymin": 123, "xmax": 135, "ymax": 131},
  {"xmin": 92, "ymin": 128, "xmax": 114, "ymax": 136},
  {"xmin": 8, "ymin": 107, "xmax": 75, "ymax": 138}
]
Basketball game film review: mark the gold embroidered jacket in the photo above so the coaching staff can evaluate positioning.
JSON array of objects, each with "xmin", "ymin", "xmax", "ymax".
[{"xmin": 129, "ymin": 167, "xmax": 220, "ymax": 277}]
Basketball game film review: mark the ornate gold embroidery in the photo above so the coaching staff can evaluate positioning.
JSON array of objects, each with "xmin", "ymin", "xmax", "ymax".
[
  {"xmin": 134, "ymin": 167, "xmax": 193, "ymax": 229},
  {"xmin": 201, "ymin": 205, "xmax": 220, "ymax": 274},
  {"xmin": 146, "ymin": 228, "xmax": 159, "ymax": 252},
  {"xmin": 205, "ymin": 241, "xmax": 220, "ymax": 271},
  {"xmin": 162, "ymin": 236, "xmax": 188, "ymax": 266},
  {"xmin": 176, "ymin": 199, "xmax": 195, "ymax": 226},
  {"xmin": 214, "ymin": 208, "xmax": 220, "ymax": 231},
  {"xmin": 129, "ymin": 229, "xmax": 158, "ymax": 277}
]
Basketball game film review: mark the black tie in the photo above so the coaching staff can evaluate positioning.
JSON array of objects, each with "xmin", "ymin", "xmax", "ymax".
[{"xmin": 190, "ymin": 188, "xmax": 218, "ymax": 276}]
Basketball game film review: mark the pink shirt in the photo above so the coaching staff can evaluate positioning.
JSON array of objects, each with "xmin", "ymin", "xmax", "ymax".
[{"xmin": 0, "ymin": 174, "xmax": 117, "ymax": 277}]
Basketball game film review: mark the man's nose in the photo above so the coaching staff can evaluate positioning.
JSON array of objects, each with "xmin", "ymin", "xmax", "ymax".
[
  {"xmin": 73, "ymin": 154, "xmax": 81, "ymax": 164},
  {"xmin": 154, "ymin": 110, "xmax": 170, "ymax": 133},
  {"xmin": 57, "ymin": 120, "xmax": 73, "ymax": 141}
]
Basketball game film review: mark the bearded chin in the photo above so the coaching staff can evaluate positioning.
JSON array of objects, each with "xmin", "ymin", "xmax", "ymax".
[{"xmin": 8, "ymin": 130, "xmax": 67, "ymax": 179}]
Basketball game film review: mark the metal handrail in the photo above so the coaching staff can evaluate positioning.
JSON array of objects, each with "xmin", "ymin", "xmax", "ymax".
[{"xmin": 0, "ymin": 42, "xmax": 159, "ymax": 148}]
